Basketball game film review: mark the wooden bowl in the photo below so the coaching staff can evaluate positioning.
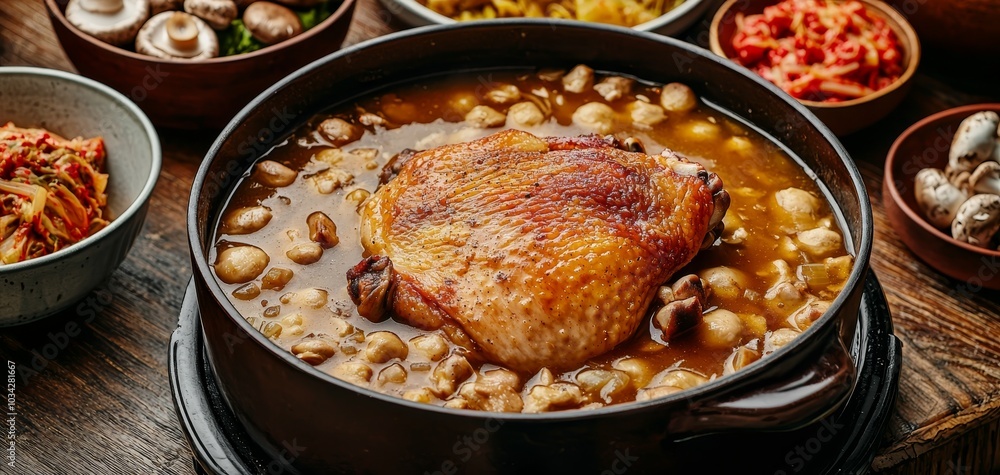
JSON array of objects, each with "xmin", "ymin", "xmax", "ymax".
[
  {"xmin": 709, "ymin": 0, "xmax": 920, "ymax": 136},
  {"xmin": 44, "ymin": 0, "xmax": 356, "ymax": 130},
  {"xmin": 883, "ymin": 104, "xmax": 1000, "ymax": 290}
]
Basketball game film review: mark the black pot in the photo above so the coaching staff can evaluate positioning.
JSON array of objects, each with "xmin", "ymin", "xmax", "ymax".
[{"xmin": 187, "ymin": 21, "xmax": 874, "ymax": 474}]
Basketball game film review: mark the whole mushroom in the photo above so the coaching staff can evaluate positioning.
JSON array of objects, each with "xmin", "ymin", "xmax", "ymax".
[
  {"xmin": 65, "ymin": 0, "xmax": 149, "ymax": 46},
  {"xmin": 947, "ymin": 111, "xmax": 1000, "ymax": 178},
  {"xmin": 952, "ymin": 194, "xmax": 1000, "ymax": 248},
  {"xmin": 243, "ymin": 2, "xmax": 302, "ymax": 45},
  {"xmin": 184, "ymin": 0, "xmax": 238, "ymax": 30},
  {"xmin": 969, "ymin": 161, "xmax": 1000, "ymax": 195},
  {"xmin": 914, "ymin": 168, "xmax": 969, "ymax": 228},
  {"xmin": 136, "ymin": 11, "xmax": 219, "ymax": 60}
]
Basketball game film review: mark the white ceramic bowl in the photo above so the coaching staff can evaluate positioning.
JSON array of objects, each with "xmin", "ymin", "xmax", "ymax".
[
  {"xmin": 380, "ymin": 0, "xmax": 713, "ymax": 35},
  {"xmin": 0, "ymin": 67, "xmax": 161, "ymax": 325}
]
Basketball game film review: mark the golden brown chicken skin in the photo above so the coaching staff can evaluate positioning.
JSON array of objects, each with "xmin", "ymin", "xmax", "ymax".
[{"xmin": 348, "ymin": 130, "xmax": 728, "ymax": 373}]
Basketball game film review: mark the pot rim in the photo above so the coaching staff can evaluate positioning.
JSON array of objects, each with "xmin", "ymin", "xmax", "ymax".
[
  {"xmin": 0, "ymin": 66, "xmax": 162, "ymax": 274},
  {"xmin": 187, "ymin": 20, "xmax": 874, "ymax": 421}
]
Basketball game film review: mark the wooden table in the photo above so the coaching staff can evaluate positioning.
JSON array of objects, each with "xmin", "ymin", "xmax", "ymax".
[{"xmin": 1, "ymin": 1, "xmax": 999, "ymax": 473}]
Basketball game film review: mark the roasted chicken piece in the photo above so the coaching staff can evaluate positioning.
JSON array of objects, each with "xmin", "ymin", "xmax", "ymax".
[{"xmin": 348, "ymin": 130, "xmax": 729, "ymax": 372}]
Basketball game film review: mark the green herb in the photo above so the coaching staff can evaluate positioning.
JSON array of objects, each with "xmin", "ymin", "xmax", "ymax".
[
  {"xmin": 218, "ymin": 19, "xmax": 264, "ymax": 57},
  {"xmin": 219, "ymin": 1, "xmax": 339, "ymax": 57},
  {"xmin": 297, "ymin": 1, "xmax": 337, "ymax": 30}
]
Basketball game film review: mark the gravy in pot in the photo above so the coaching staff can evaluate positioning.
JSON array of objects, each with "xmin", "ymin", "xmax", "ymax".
[{"xmin": 211, "ymin": 66, "xmax": 852, "ymax": 412}]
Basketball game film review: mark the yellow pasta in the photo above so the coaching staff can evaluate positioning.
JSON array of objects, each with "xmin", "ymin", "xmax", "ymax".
[{"xmin": 422, "ymin": 0, "xmax": 684, "ymax": 27}]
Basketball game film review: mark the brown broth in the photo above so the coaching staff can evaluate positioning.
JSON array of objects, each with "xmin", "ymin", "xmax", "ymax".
[{"xmin": 211, "ymin": 68, "xmax": 852, "ymax": 411}]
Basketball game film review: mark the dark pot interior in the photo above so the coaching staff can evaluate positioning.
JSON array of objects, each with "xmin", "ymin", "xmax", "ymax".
[{"xmin": 188, "ymin": 21, "xmax": 873, "ymax": 474}]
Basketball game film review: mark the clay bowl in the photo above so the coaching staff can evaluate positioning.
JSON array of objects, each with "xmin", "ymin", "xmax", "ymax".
[
  {"xmin": 188, "ymin": 21, "xmax": 875, "ymax": 473},
  {"xmin": 709, "ymin": 0, "xmax": 920, "ymax": 136},
  {"xmin": 0, "ymin": 67, "xmax": 161, "ymax": 325},
  {"xmin": 44, "ymin": 0, "xmax": 356, "ymax": 130},
  {"xmin": 883, "ymin": 104, "xmax": 1000, "ymax": 291}
]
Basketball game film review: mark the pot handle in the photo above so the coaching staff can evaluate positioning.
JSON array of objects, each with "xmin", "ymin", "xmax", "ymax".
[{"xmin": 667, "ymin": 336, "xmax": 855, "ymax": 435}]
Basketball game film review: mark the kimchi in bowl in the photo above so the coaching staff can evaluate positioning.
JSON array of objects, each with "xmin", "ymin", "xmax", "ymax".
[
  {"xmin": 0, "ymin": 67, "xmax": 161, "ymax": 325},
  {"xmin": 709, "ymin": 0, "xmax": 920, "ymax": 136}
]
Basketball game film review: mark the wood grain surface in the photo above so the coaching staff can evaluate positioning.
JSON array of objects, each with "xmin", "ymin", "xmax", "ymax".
[{"xmin": 1, "ymin": 0, "xmax": 999, "ymax": 473}]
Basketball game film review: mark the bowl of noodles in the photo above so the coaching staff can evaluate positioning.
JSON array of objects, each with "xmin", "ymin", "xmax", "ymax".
[{"xmin": 381, "ymin": 0, "xmax": 713, "ymax": 34}]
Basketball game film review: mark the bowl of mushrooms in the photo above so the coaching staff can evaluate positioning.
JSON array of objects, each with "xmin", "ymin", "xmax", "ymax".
[
  {"xmin": 884, "ymin": 104, "xmax": 1000, "ymax": 290},
  {"xmin": 44, "ymin": 0, "xmax": 356, "ymax": 129}
]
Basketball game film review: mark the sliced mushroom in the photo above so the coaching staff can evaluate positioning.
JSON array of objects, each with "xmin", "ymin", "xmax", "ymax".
[
  {"xmin": 255, "ymin": 160, "xmax": 298, "ymax": 187},
  {"xmin": 699, "ymin": 309, "xmax": 744, "ymax": 349},
  {"xmin": 136, "ymin": 11, "xmax": 218, "ymax": 60},
  {"xmin": 698, "ymin": 266, "xmax": 748, "ymax": 300},
  {"xmin": 306, "ymin": 211, "xmax": 339, "ymax": 248},
  {"xmin": 952, "ymin": 194, "xmax": 1000, "ymax": 248},
  {"xmin": 562, "ymin": 64, "xmax": 594, "ymax": 93},
  {"xmin": 523, "ymin": 383, "xmax": 584, "ymax": 413},
  {"xmin": 484, "ymin": 84, "xmax": 521, "ymax": 105},
  {"xmin": 66, "ymin": 0, "xmax": 149, "ymax": 46},
  {"xmin": 430, "ymin": 354, "xmax": 474, "ymax": 398},
  {"xmin": 214, "ymin": 245, "xmax": 269, "ymax": 284},
  {"xmin": 724, "ymin": 345, "xmax": 760, "ymax": 375},
  {"xmin": 346, "ymin": 256, "xmax": 396, "ymax": 322},
  {"xmin": 653, "ymin": 274, "xmax": 706, "ymax": 342},
  {"xmin": 628, "ymin": 101, "xmax": 666, "ymax": 127},
  {"xmin": 465, "ymin": 105, "xmax": 506, "ymax": 128},
  {"xmin": 764, "ymin": 328, "xmax": 800, "ymax": 355},
  {"xmin": 291, "ymin": 337, "xmax": 336, "ymax": 366},
  {"xmin": 970, "ymin": 161, "xmax": 1000, "ymax": 195},
  {"xmin": 458, "ymin": 369, "xmax": 523, "ymax": 412},
  {"xmin": 572, "ymin": 102, "xmax": 615, "ymax": 134},
  {"xmin": 308, "ymin": 167, "xmax": 354, "ymax": 194},
  {"xmin": 318, "ymin": 118, "xmax": 361, "ymax": 146},
  {"xmin": 947, "ymin": 111, "xmax": 1000, "ymax": 177},
  {"xmin": 243, "ymin": 1, "xmax": 302, "ymax": 45},
  {"xmin": 659, "ymin": 82, "xmax": 697, "ymax": 112},
  {"xmin": 915, "ymin": 168, "xmax": 970, "ymax": 228},
  {"xmin": 220, "ymin": 206, "xmax": 272, "ymax": 235},
  {"xmin": 286, "ymin": 242, "xmax": 323, "ymax": 265},
  {"xmin": 184, "ymin": 0, "xmax": 236, "ymax": 30},
  {"xmin": 651, "ymin": 369, "xmax": 708, "ymax": 390},
  {"xmin": 593, "ymin": 76, "xmax": 633, "ymax": 102},
  {"xmin": 795, "ymin": 228, "xmax": 843, "ymax": 257},
  {"xmin": 506, "ymin": 102, "xmax": 545, "ymax": 128},
  {"xmin": 330, "ymin": 361, "xmax": 372, "ymax": 386},
  {"xmin": 261, "ymin": 267, "xmax": 293, "ymax": 290}
]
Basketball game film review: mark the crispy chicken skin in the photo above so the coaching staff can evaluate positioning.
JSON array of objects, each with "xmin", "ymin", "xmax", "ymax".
[{"xmin": 348, "ymin": 130, "xmax": 728, "ymax": 372}]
